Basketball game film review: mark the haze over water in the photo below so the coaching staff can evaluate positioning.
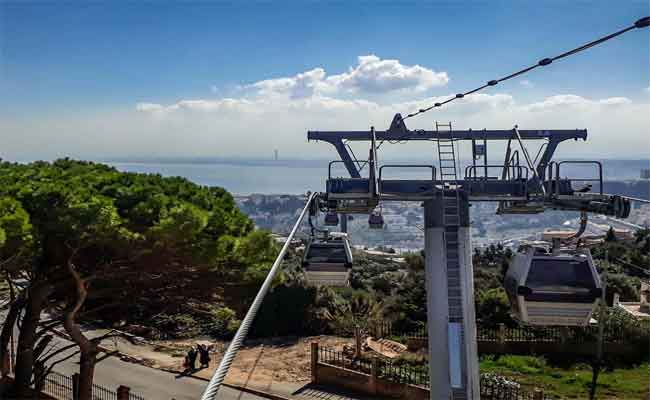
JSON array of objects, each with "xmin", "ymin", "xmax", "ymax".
[{"xmin": 109, "ymin": 158, "xmax": 649, "ymax": 195}]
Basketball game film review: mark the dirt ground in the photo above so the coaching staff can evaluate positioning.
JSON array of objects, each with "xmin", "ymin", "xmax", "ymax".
[{"xmin": 115, "ymin": 335, "xmax": 354, "ymax": 387}]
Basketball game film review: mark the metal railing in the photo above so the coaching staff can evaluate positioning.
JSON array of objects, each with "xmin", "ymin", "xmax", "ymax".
[
  {"xmin": 42, "ymin": 371, "xmax": 73, "ymax": 399},
  {"xmin": 328, "ymin": 160, "xmax": 369, "ymax": 179},
  {"xmin": 318, "ymin": 346, "xmax": 429, "ymax": 388},
  {"xmin": 465, "ymin": 165, "xmax": 529, "ymax": 181},
  {"xmin": 318, "ymin": 346, "xmax": 373, "ymax": 374},
  {"xmin": 378, "ymin": 164, "xmax": 436, "ymax": 181},
  {"xmin": 377, "ymin": 360, "xmax": 429, "ymax": 388},
  {"xmin": 548, "ymin": 160, "xmax": 603, "ymax": 196},
  {"xmin": 403, "ymin": 318, "xmax": 650, "ymax": 345},
  {"xmin": 41, "ymin": 370, "xmax": 145, "ymax": 400},
  {"xmin": 317, "ymin": 347, "xmax": 556, "ymax": 398}
]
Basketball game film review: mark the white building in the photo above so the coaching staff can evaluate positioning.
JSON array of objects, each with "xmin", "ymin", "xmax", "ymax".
[{"xmin": 615, "ymin": 281, "xmax": 650, "ymax": 319}]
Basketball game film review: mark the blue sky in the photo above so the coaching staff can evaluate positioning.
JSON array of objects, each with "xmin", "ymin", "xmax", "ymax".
[{"xmin": 0, "ymin": 1, "xmax": 648, "ymax": 159}]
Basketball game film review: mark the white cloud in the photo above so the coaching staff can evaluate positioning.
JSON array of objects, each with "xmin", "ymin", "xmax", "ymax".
[
  {"xmin": 324, "ymin": 55, "xmax": 449, "ymax": 93},
  {"xmin": 3, "ymin": 56, "xmax": 647, "ymax": 161},
  {"xmin": 247, "ymin": 68, "xmax": 327, "ymax": 99},
  {"xmin": 520, "ymin": 80, "xmax": 534, "ymax": 88},
  {"xmin": 135, "ymin": 103, "xmax": 165, "ymax": 112},
  {"xmin": 129, "ymin": 91, "xmax": 647, "ymax": 159},
  {"xmin": 524, "ymin": 94, "xmax": 632, "ymax": 112},
  {"xmin": 598, "ymin": 97, "xmax": 632, "ymax": 106},
  {"xmin": 239, "ymin": 55, "xmax": 448, "ymax": 99}
]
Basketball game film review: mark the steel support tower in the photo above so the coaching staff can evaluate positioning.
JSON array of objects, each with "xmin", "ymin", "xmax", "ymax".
[{"xmin": 424, "ymin": 194, "xmax": 479, "ymax": 399}]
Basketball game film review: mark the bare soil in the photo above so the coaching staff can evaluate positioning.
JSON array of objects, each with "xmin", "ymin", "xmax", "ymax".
[{"xmin": 113, "ymin": 335, "xmax": 354, "ymax": 387}]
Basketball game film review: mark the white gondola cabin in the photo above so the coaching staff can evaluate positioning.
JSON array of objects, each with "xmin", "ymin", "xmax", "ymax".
[
  {"xmin": 303, "ymin": 232, "xmax": 353, "ymax": 287},
  {"xmin": 505, "ymin": 246, "xmax": 602, "ymax": 326}
]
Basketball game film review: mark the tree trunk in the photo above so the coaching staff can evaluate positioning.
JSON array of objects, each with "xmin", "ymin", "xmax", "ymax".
[
  {"xmin": 63, "ymin": 261, "xmax": 97, "ymax": 400},
  {"xmin": 77, "ymin": 346, "xmax": 98, "ymax": 400},
  {"xmin": 0, "ymin": 295, "xmax": 25, "ymax": 377},
  {"xmin": 12, "ymin": 282, "xmax": 50, "ymax": 397}
]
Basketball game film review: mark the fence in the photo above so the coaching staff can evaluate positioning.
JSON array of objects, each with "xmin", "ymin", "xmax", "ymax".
[
  {"xmin": 315, "ymin": 345, "xmax": 554, "ymax": 400},
  {"xmin": 42, "ymin": 371, "xmax": 74, "ymax": 400},
  {"xmin": 403, "ymin": 318, "xmax": 649, "ymax": 345},
  {"xmin": 42, "ymin": 371, "xmax": 145, "ymax": 400},
  {"xmin": 318, "ymin": 346, "xmax": 373, "ymax": 375},
  {"xmin": 376, "ymin": 359, "xmax": 429, "ymax": 388}
]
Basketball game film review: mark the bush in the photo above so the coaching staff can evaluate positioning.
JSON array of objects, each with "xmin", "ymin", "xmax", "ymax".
[
  {"xmin": 475, "ymin": 288, "xmax": 516, "ymax": 327},
  {"xmin": 151, "ymin": 313, "xmax": 201, "ymax": 339},
  {"xmin": 206, "ymin": 307, "xmax": 240, "ymax": 338}
]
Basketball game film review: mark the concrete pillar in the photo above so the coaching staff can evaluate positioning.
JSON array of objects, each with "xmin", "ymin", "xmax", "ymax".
[
  {"xmin": 498, "ymin": 324, "xmax": 506, "ymax": 345},
  {"xmin": 117, "ymin": 385, "xmax": 130, "ymax": 400},
  {"xmin": 423, "ymin": 194, "xmax": 480, "ymax": 400},
  {"xmin": 311, "ymin": 342, "xmax": 319, "ymax": 383},
  {"xmin": 459, "ymin": 203, "xmax": 480, "ymax": 399},
  {"xmin": 423, "ymin": 197, "xmax": 450, "ymax": 400}
]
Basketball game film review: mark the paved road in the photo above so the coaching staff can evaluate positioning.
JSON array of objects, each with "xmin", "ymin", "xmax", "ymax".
[
  {"xmin": 51, "ymin": 346, "xmax": 264, "ymax": 400},
  {"xmin": 1, "ymin": 309, "xmax": 266, "ymax": 400}
]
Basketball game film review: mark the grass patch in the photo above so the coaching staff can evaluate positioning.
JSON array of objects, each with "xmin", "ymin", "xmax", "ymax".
[{"xmin": 480, "ymin": 355, "xmax": 650, "ymax": 399}]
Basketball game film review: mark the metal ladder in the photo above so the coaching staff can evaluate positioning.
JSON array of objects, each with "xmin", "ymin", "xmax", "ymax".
[{"xmin": 436, "ymin": 121, "xmax": 467, "ymax": 398}]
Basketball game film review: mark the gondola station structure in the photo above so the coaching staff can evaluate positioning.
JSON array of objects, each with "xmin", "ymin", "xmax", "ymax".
[
  {"xmin": 200, "ymin": 17, "xmax": 649, "ymax": 400},
  {"xmin": 306, "ymin": 115, "xmax": 632, "ymax": 400}
]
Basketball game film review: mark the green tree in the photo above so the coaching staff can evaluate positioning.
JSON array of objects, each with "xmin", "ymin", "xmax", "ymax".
[{"xmin": 0, "ymin": 159, "xmax": 277, "ymax": 398}]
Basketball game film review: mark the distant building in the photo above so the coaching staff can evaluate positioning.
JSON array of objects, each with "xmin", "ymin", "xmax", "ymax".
[
  {"xmin": 641, "ymin": 169, "xmax": 650, "ymax": 180},
  {"xmin": 615, "ymin": 281, "xmax": 650, "ymax": 320},
  {"xmin": 541, "ymin": 230, "xmax": 576, "ymax": 241},
  {"xmin": 608, "ymin": 227, "xmax": 635, "ymax": 241},
  {"xmin": 543, "ymin": 226, "xmax": 634, "ymax": 242},
  {"xmin": 274, "ymin": 149, "xmax": 279, "ymax": 161}
]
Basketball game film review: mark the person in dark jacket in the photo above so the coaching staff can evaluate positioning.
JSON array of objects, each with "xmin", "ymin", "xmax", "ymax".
[
  {"xmin": 198, "ymin": 344, "xmax": 211, "ymax": 368},
  {"xmin": 188, "ymin": 347, "xmax": 198, "ymax": 371}
]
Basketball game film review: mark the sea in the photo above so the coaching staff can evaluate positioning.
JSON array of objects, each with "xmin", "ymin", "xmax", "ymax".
[{"xmin": 107, "ymin": 158, "xmax": 650, "ymax": 196}]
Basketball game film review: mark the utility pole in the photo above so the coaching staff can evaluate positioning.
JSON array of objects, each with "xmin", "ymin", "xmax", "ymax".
[{"xmin": 590, "ymin": 250, "xmax": 608, "ymax": 400}]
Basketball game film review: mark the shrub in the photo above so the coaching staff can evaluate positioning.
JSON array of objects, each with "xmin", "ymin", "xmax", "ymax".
[
  {"xmin": 206, "ymin": 307, "xmax": 240, "ymax": 338},
  {"xmin": 151, "ymin": 313, "xmax": 201, "ymax": 339}
]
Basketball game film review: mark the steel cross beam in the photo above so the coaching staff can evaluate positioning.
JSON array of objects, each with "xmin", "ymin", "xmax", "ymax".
[{"xmin": 308, "ymin": 116, "xmax": 586, "ymax": 180}]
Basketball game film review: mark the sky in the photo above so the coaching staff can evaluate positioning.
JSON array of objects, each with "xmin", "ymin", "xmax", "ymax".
[{"xmin": 0, "ymin": 1, "xmax": 649, "ymax": 161}]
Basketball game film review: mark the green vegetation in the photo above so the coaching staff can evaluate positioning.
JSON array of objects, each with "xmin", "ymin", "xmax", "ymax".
[
  {"xmin": 480, "ymin": 355, "xmax": 650, "ymax": 399},
  {"xmin": 0, "ymin": 159, "xmax": 648, "ymax": 399},
  {"xmin": 0, "ymin": 159, "xmax": 278, "ymax": 398}
]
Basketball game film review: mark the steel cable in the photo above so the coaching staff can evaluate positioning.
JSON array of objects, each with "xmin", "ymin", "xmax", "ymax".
[
  {"xmin": 200, "ymin": 192, "xmax": 316, "ymax": 400},
  {"xmin": 401, "ymin": 17, "xmax": 649, "ymax": 121}
]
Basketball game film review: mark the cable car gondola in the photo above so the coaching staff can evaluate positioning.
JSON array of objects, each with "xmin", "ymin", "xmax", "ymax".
[
  {"xmin": 302, "ymin": 232, "xmax": 353, "ymax": 287},
  {"xmin": 324, "ymin": 211, "xmax": 339, "ymax": 226},
  {"xmin": 505, "ymin": 245, "xmax": 602, "ymax": 326}
]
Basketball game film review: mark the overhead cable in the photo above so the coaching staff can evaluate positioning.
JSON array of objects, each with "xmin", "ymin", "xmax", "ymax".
[
  {"xmin": 401, "ymin": 17, "xmax": 650, "ymax": 121},
  {"xmin": 200, "ymin": 192, "xmax": 316, "ymax": 400}
]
